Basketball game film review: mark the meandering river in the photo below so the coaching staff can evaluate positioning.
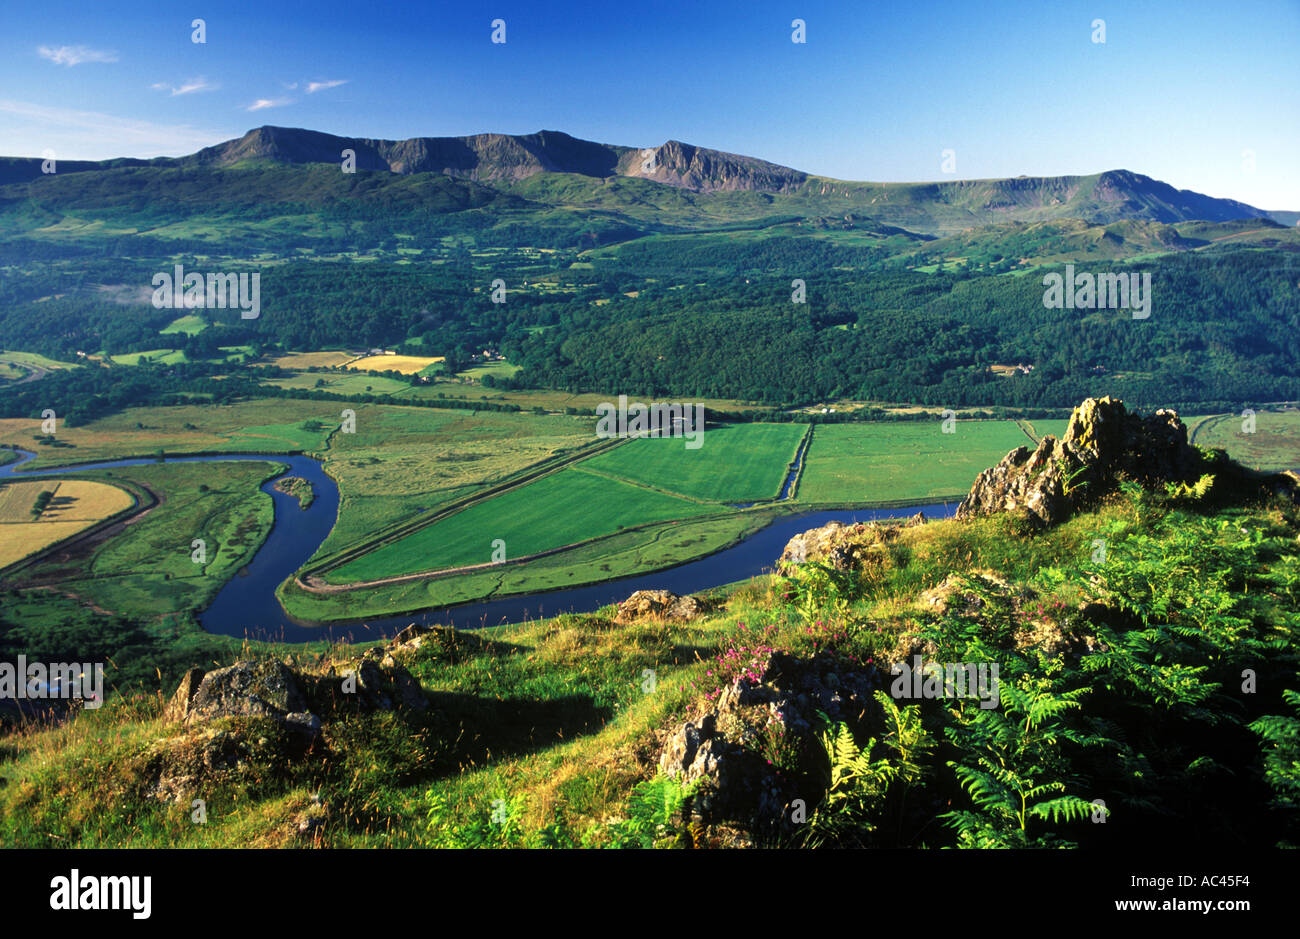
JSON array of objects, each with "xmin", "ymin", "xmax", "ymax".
[{"xmin": 1, "ymin": 448, "xmax": 955, "ymax": 643}]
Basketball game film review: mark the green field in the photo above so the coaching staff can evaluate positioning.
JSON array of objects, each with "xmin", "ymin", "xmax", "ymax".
[
  {"xmin": 159, "ymin": 315, "xmax": 208, "ymax": 335},
  {"xmin": 1189, "ymin": 409, "xmax": 1300, "ymax": 472},
  {"xmin": 0, "ymin": 400, "xmax": 341, "ymax": 469},
  {"xmin": 457, "ymin": 361, "xmax": 523, "ymax": 381},
  {"xmin": 0, "ymin": 397, "xmax": 601, "ymax": 572},
  {"xmin": 329, "ymin": 466, "xmax": 716, "ymax": 582},
  {"xmin": 0, "ymin": 349, "xmax": 80, "ymax": 382},
  {"xmin": 5, "ymin": 461, "xmax": 278, "ymax": 617},
  {"xmin": 796, "ymin": 420, "xmax": 1033, "ymax": 503},
  {"xmin": 0, "ymin": 349, "xmax": 80, "ymax": 370},
  {"xmin": 280, "ymin": 507, "xmax": 782, "ymax": 622},
  {"xmin": 264, "ymin": 372, "xmax": 416, "ymax": 397},
  {"xmin": 312, "ymin": 405, "xmax": 595, "ymax": 560},
  {"xmin": 578, "ymin": 422, "xmax": 806, "ymax": 503},
  {"xmin": 109, "ymin": 348, "xmax": 189, "ymax": 366}
]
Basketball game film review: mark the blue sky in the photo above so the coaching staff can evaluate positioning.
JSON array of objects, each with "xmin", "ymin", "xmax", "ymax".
[{"xmin": 2, "ymin": 0, "xmax": 1297, "ymax": 207}]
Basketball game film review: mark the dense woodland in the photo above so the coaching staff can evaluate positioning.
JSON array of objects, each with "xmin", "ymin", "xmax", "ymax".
[
  {"xmin": 1, "ymin": 153, "xmax": 1297, "ymax": 412},
  {"xmin": 1, "ymin": 238, "xmax": 1294, "ymax": 413}
]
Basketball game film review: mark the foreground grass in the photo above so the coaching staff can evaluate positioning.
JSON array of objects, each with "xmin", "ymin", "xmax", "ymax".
[{"xmin": 5, "ymin": 487, "xmax": 1296, "ymax": 848}]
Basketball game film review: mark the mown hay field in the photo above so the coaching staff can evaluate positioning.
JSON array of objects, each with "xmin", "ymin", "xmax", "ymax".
[
  {"xmin": 347, "ymin": 354, "xmax": 445, "ymax": 374},
  {"xmin": 0, "ymin": 478, "xmax": 134, "ymax": 568},
  {"xmin": 270, "ymin": 350, "xmax": 358, "ymax": 369}
]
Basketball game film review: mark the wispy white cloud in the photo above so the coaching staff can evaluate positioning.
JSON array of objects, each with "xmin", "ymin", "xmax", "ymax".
[
  {"xmin": 37, "ymin": 44, "xmax": 118, "ymax": 66},
  {"xmin": 0, "ymin": 99, "xmax": 225, "ymax": 158},
  {"xmin": 153, "ymin": 77, "xmax": 218, "ymax": 97},
  {"xmin": 247, "ymin": 97, "xmax": 292, "ymax": 112},
  {"xmin": 305, "ymin": 79, "xmax": 348, "ymax": 94}
]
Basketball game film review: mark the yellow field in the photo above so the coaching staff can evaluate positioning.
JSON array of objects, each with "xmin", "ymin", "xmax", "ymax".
[
  {"xmin": 0, "ymin": 479, "xmax": 135, "ymax": 569},
  {"xmin": 270, "ymin": 351, "xmax": 359, "ymax": 369},
  {"xmin": 346, "ymin": 354, "xmax": 445, "ymax": 374}
]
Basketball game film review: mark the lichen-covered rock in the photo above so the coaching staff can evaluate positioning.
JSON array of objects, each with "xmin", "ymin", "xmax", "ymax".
[
  {"xmin": 329, "ymin": 646, "xmax": 428, "ymax": 712},
  {"xmin": 146, "ymin": 727, "xmax": 250, "ymax": 804},
  {"xmin": 658, "ymin": 651, "xmax": 881, "ymax": 831},
  {"xmin": 162, "ymin": 667, "xmax": 207, "ymax": 723},
  {"xmin": 921, "ymin": 571, "xmax": 1022, "ymax": 618},
  {"xmin": 614, "ymin": 589, "xmax": 710, "ymax": 624},
  {"xmin": 181, "ymin": 661, "xmax": 310, "ymax": 726},
  {"xmin": 776, "ymin": 520, "xmax": 900, "ymax": 575},
  {"xmin": 146, "ymin": 640, "xmax": 430, "ymax": 807},
  {"xmin": 959, "ymin": 398, "xmax": 1300, "ymax": 529},
  {"xmin": 915, "ymin": 571, "xmax": 1098, "ymax": 659}
]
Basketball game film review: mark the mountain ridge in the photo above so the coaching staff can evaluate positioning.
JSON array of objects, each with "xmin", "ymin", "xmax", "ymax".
[{"xmin": 0, "ymin": 125, "xmax": 1294, "ymax": 231}]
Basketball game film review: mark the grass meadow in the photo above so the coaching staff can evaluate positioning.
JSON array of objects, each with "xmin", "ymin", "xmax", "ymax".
[
  {"xmin": 0, "ymin": 400, "xmax": 343, "ymax": 468},
  {"xmin": 1188, "ymin": 409, "xmax": 1300, "ymax": 472},
  {"xmin": 314, "ymin": 405, "xmax": 595, "ymax": 560},
  {"xmin": 22, "ymin": 461, "xmax": 280, "ymax": 617},
  {"xmin": 329, "ymin": 466, "xmax": 715, "ymax": 582},
  {"xmin": 578, "ymin": 422, "xmax": 806, "ymax": 503},
  {"xmin": 796, "ymin": 419, "xmax": 1033, "ymax": 503}
]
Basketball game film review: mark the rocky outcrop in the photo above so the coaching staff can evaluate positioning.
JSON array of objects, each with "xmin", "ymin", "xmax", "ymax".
[
  {"xmin": 659, "ymin": 651, "xmax": 880, "ymax": 831},
  {"xmin": 918, "ymin": 571, "xmax": 1097, "ymax": 658},
  {"xmin": 149, "ymin": 645, "xmax": 429, "ymax": 806},
  {"xmin": 328, "ymin": 646, "xmax": 429, "ymax": 713},
  {"xmin": 614, "ymin": 590, "xmax": 712, "ymax": 624},
  {"xmin": 956, "ymin": 397, "xmax": 1298, "ymax": 529},
  {"xmin": 165, "ymin": 660, "xmax": 311, "ymax": 729},
  {"xmin": 776, "ymin": 520, "xmax": 901, "ymax": 575}
]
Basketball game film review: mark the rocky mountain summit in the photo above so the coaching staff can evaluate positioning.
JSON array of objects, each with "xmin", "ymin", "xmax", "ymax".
[{"xmin": 178, "ymin": 126, "xmax": 809, "ymax": 193}]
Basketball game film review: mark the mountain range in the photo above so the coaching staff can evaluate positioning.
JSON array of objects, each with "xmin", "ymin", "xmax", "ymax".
[{"xmin": 1, "ymin": 126, "xmax": 1296, "ymax": 235}]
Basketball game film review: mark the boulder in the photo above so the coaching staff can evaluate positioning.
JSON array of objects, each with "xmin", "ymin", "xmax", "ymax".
[
  {"xmin": 776, "ymin": 520, "xmax": 899, "ymax": 575},
  {"xmin": 162, "ymin": 667, "xmax": 207, "ymax": 723},
  {"xmin": 331, "ymin": 646, "xmax": 428, "ymax": 712},
  {"xmin": 614, "ymin": 590, "xmax": 710, "ymax": 624},
  {"xmin": 659, "ymin": 650, "xmax": 880, "ymax": 830},
  {"xmin": 175, "ymin": 660, "xmax": 310, "ymax": 726},
  {"xmin": 918, "ymin": 571, "xmax": 1098, "ymax": 658},
  {"xmin": 147, "ymin": 727, "xmax": 249, "ymax": 804},
  {"xmin": 920, "ymin": 571, "xmax": 1021, "ymax": 618}
]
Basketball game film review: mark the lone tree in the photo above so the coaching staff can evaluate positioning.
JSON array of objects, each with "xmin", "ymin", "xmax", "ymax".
[{"xmin": 30, "ymin": 489, "xmax": 55, "ymax": 518}]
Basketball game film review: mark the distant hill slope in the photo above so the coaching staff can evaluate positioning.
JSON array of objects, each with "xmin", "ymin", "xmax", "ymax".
[{"xmin": 0, "ymin": 126, "xmax": 1290, "ymax": 233}]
